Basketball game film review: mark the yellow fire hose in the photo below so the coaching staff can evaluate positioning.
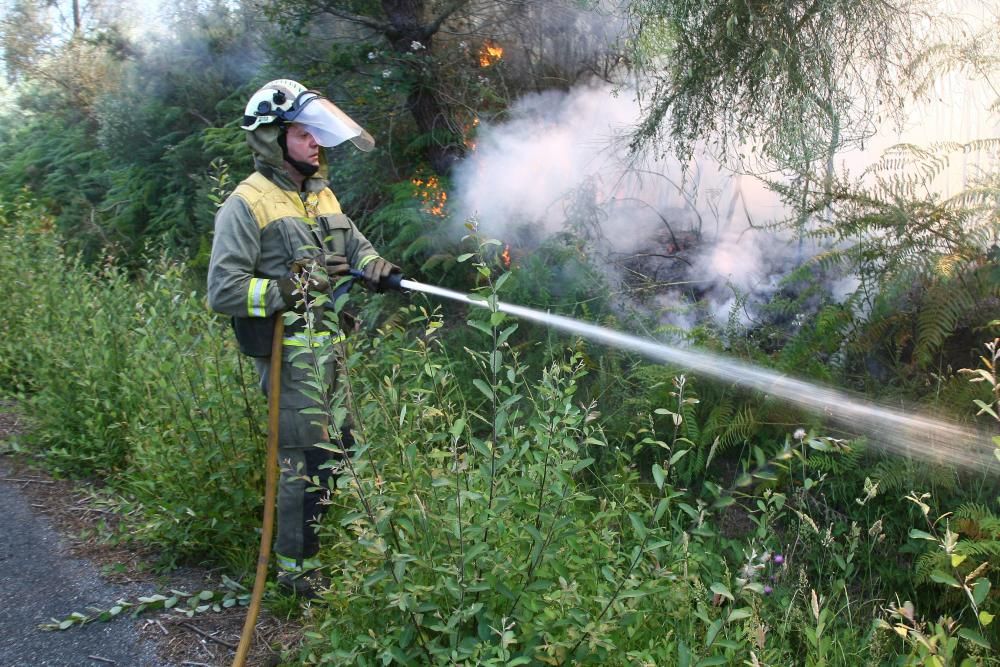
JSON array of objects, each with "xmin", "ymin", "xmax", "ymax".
[{"xmin": 232, "ymin": 314, "xmax": 284, "ymax": 667}]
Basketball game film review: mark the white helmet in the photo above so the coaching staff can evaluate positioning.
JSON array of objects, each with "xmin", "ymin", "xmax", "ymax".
[{"xmin": 240, "ymin": 78, "xmax": 374, "ymax": 152}]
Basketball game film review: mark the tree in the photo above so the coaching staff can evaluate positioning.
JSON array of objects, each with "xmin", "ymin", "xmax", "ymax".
[
  {"xmin": 627, "ymin": 0, "xmax": 926, "ymax": 173},
  {"xmin": 0, "ymin": 0, "xmax": 132, "ymax": 120},
  {"xmin": 260, "ymin": 0, "xmax": 626, "ymax": 175}
]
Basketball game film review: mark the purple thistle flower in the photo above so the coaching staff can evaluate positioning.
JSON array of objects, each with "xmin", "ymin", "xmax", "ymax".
[
  {"xmin": 773, "ymin": 554, "xmax": 784, "ymax": 565},
  {"xmin": 764, "ymin": 585, "xmax": 773, "ymax": 595}
]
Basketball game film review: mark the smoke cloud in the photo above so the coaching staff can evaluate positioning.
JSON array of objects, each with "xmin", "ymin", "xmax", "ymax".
[{"xmin": 451, "ymin": 82, "xmax": 792, "ymax": 329}]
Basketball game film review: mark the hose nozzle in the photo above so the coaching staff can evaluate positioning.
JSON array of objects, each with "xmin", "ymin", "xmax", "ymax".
[{"xmin": 348, "ymin": 268, "xmax": 406, "ymax": 292}]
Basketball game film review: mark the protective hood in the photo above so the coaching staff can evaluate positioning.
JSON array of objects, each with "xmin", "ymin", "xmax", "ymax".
[{"xmin": 246, "ymin": 123, "xmax": 329, "ymax": 193}]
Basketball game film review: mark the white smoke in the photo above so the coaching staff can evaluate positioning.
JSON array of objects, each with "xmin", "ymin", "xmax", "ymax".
[{"xmin": 451, "ymin": 82, "xmax": 791, "ymax": 329}]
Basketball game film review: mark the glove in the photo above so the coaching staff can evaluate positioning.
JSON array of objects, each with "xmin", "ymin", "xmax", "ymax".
[
  {"xmin": 277, "ymin": 257, "xmax": 330, "ymax": 311},
  {"xmin": 324, "ymin": 253, "xmax": 351, "ymax": 281},
  {"xmin": 361, "ymin": 257, "xmax": 400, "ymax": 293}
]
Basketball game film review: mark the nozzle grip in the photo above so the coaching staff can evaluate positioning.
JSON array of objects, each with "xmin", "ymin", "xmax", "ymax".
[
  {"xmin": 348, "ymin": 268, "xmax": 405, "ymax": 292},
  {"xmin": 384, "ymin": 272, "xmax": 404, "ymax": 292}
]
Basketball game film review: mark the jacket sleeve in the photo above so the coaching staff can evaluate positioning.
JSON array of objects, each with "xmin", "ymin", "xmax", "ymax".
[
  {"xmin": 207, "ymin": 196, "xmax": 284, "ymax": 318},
  {"xmin": 343, "ymin": 215, "xmax": 385, "ymax": 272}
]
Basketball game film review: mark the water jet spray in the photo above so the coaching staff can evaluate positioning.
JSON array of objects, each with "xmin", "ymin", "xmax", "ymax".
[{"xmin": 372, "ymin": 271, "xmax": 995, "ymax": 472}]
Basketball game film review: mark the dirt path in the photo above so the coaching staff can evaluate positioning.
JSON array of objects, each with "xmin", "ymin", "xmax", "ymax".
[
  {"xmin": 0, "ymin": 403, "xmax": 289, "ymax": 667},
  {"xmin": 0, "ymin": 455, "xmax": 174, "ymax": 666}
]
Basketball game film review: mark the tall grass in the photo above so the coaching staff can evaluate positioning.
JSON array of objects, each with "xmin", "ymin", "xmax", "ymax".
[{"xmin": 0, "ymin": 197, "xmax": 265, "ymax": 570}]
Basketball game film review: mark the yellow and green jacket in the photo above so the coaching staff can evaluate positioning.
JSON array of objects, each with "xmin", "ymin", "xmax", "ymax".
[{"xmin": 207, "ymin": 124, "xmax": 381, "ymax": 327}]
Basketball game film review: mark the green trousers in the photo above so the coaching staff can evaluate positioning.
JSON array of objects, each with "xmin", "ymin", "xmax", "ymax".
[{"xmin": 255, "ymin": 352, "xmax": 351, "ymax": 566}]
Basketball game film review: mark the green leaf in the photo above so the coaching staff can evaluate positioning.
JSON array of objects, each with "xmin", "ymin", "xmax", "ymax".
[
  {"xmin": 929, "ymin": 570, "xmax": 961, "ymax": 588},
  {"xmin": 489, "ymin": 350, "xmax": 502, "ymax": 373},
  {"xmin": 467, "ymin": 320, "xmax": 492, "ymax": 335},
  {"xmin": 497, "ymin": 323, "xmax": 519, "ymax": 346},
  {"xmin": 387, "ymin": 646, "xmax": 411, "ymax": 664},
  {"xmin": 909, "ymin": 529, "xmax": 936, "ymax": 541},
  {"xmin": 462, "ymin": 542, "xmax": 489, "ymax": 567},
  {"xmin": 979, "ymin": 610, "xmax": 994, "ymax": 626},
  {"xmin": 628, "ymin": 512, "xmax": 647, "ymax": 538},
  {"xmin": 653, "ymin": 498, "xmax": 669, "ymax": 522},
  {"xmin": 652, "ymin": 464, "xmax": 665, "ymax": 490},
  {"xmin": 571, "ymin": 457, "xmax": 594, "ymax": 473},
  {"xmin": 958, "ymin": 627, "xmax": 991, "ymax": 648},
  {"xmin": 727, "ymin": 608, "xmax": 751, "ymax": 622},
  {"xmin": 456, "ymin": 253, "xmax": 474, "ymax": 262},
  {"xmin": 363, "ymin": 570, "xmax": 389, "ymax": 588},
  {"xmin": 710, "ymin": 582, "xmax": 734, "ymax": 602},
  {"xmin": 669, "ymin": 448, "xmax": 690, "ymax": 465},
  {"xmin": 704, "ymin": 619, "xmax": 723, "ymax": 648},
  {"xmin": 712, "ymin": 495, "xmax": 735, "ymax": 509},
  {"xmin": 472, "ymin": 379, "xmax": 494, "ymax": 400},
  {"xmin": 678, "ymin": 641, "xmax": 691, "ymax": 667},
  {"xmin": 973, "ymin": 578, "xmax": 991, "ymax": 606}
]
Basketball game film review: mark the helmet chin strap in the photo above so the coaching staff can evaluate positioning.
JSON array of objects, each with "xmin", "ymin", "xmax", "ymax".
[
  {"xmin": 277, "ymin": 129, "xmax": 319, "ymax": 179},
  {"xmin": 286, "ymin": 156, "xmax": 319, "ymax": 179}
]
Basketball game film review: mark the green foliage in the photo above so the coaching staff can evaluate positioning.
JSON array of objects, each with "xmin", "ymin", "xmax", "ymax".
[
  {"xmin": 781, "ymin": 141, "xmax": 1000, "ymax": 387},
  {"xmin": 6, "ymin": 195, "xmax": 1000, "ymax": 664},
  {"xmin": 0, "ymin": 200, "xmax": 265, "ymax": 571},
  {"xmin": 286, "ymin": 237, "xmax": 670, "ymax": 663},
  {"xmin": 0, "ymin": 0, "xmax": 256, "ymax": 265},
  {"xmin": 628, "ymin": 0, "xmax": 919, "ymax": 169}
]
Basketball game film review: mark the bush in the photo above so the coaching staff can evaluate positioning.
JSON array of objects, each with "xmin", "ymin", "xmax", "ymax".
[{"xmin": 0, "ymin": 199, "xmax": 265, "ymax": 570}]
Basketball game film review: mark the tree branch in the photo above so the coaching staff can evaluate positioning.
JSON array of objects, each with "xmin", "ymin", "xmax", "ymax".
[
  {"xmin": 316, "ymin": 1, "xmax": 390, "ymax": 33},
  {"xmin": 424, "ymin": 0, "xmax": 474, "ymax": 38}
]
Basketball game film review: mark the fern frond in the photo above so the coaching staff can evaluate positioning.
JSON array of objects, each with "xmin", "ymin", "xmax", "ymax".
[{"xmin": 956, "ymin": 540, "xmax": 1000, "ymax": 559}]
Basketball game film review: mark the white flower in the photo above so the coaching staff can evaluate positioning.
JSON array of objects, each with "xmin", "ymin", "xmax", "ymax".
[
  {"xmin": 367, "ymin": 51, "xmax": 377, "ymax": 60},
  {"xmin": 382, "ymin": 69, "xmax": 392, "ymax": 79},
  {"xmin": 793, "ymin": 428, "xmax": 806, "ymax": 441},
  {"xmin": 372, "ymin": 85, "xmax": 382, "ymax": 92},
  {"xmin": 459, "ymin": 41, "xmax": 468, "ymax": 49},
  {"xmin": 410, "ymin": 40, "xmax": 424, "ymax": 51}
]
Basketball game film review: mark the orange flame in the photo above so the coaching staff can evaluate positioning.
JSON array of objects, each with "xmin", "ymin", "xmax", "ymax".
[
  {"xmin": 479, "ymin": 41, "xmax": 503, "ymax": 67},
  {"xmin": 462, "ymin": 116, "xmax": 480, "ymax": 151},
  {"xmin": 411, "ymin": 175, "xmax": 448, "ymax": 217},
  {"xmin": 501, "ymin": 244, "xmax": 511, "ymax": 269}
]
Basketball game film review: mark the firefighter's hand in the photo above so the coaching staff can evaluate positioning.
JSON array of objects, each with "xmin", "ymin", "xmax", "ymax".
[
  {"xmin": 361, "ymin": 257, "xmax": 400, "ymax": 293},
  {"xmin": 324, "ymin": 253, "xmax": 351, "ymax": 279},
  {"xmin": 277, "ymin": 258, "xmax": 330, "ymax": 311}
]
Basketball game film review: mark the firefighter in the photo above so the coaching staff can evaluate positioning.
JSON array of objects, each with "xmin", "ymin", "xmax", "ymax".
[{"xmin": 207, "ymin": 79, "xmax": 398, "ymax": 596}]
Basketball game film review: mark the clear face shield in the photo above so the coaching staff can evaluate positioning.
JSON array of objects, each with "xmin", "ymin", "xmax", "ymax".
[{"xmin": 286, "ymin": 91, "xmax": 375, "ymax": 152}]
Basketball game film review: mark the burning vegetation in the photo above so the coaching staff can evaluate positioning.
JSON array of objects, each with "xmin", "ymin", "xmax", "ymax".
[
  {"xmin": 479, "ymin": 41, "xmax": 503, "ymax": 67},
  {"xmin": 411, "ymin": 175, "xmax": 448, "ymax": 217}
]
